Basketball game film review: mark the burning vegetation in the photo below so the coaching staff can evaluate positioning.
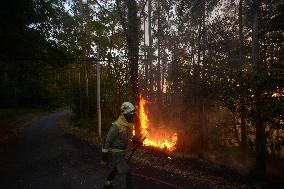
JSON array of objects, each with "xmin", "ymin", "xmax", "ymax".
[{"xmin": 138, "ymin": 96, "xmax": 178, "ymax": 151}]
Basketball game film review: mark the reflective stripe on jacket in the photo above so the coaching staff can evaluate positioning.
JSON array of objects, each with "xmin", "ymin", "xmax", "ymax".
[{"xmin": 102, "ymin": 148, "xmax": 125, "ymax": 153}]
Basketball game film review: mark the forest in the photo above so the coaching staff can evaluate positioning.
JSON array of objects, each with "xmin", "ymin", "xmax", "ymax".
[{"xmin": 0, "ymin": 0, "xmax": 283, "ymax": 188}]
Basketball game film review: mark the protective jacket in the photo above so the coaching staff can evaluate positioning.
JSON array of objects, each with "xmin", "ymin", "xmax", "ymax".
[{"xmin": 102, "ymin": 115, "xmax": 133, "ymax": 153}]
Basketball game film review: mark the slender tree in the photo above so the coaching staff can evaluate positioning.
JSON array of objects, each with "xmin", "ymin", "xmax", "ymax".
[
  {"xmin": 148, "ymin": 0, "xmax": 154, "ymax": 96},
  {"xmin": 116, "ymin": 0, "xmax": 140, "ymax": 134},
  {"xmin": 155, "ymin": 0, "xmax": 162, "ymax": 102},
  {"xmin": 239, "ymin": 0, "xmax": 247, "ymax": 150},
  {"xmin": 252, "ymin": 0, "xmax": 266, "ymax": 177}
]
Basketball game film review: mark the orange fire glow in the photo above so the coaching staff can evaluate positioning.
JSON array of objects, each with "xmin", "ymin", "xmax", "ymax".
[{"xmin": 138, "ymin": 97, "xmax": 178, "ymax": 151}]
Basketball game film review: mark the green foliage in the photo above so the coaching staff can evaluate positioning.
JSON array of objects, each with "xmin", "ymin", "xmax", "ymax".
[
  {"xmin": 1, "ymin": 0, "xmax": 282, "ymax": 164},
  {"xmin": 0, "ymin": 0, "xmax": 73, "ymax": 108}
]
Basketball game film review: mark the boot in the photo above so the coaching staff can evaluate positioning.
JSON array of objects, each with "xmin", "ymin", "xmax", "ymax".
[
  {"xmin": 103, "ymin": 180, "xmax": 114, "ymax": 189},
  {"xmin": 125, "ymin": 172, "xmax": 133, "ymax": 189}
]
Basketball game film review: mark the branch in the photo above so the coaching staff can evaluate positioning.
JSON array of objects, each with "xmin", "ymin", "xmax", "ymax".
[
  {"xmin": 93, "ymin": 0, "xmax": 116, "ymax": 20},
  {"xmin": 93, "ymin": 0, "xmax": 105, "ymax": 11},
  {"xmin": 138, "ymin": 0, "xmax": 148, "ymax": 19}
]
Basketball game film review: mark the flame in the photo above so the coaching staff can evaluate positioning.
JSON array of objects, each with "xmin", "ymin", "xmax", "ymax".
[{"xmin": 138, "ymin": 96, "xmax": 178, "ymax": 151}]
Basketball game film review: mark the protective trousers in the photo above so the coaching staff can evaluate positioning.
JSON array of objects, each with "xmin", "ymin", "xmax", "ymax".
[{"xmin": 106, "ymin": 153, "xmax": 133, "ymax": 189}]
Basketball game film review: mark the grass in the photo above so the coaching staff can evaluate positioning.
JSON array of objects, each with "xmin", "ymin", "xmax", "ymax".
[
  {"xmin": 0, "ymin": 108, "xmax": 36, "ymax": 120},
  {"xmin": 59, "ymin": 113, "xmax": 124, "ymax": 149},
  {"xmin": 59, "ymin": 114, "xmax": 105, "ymax": 146}
]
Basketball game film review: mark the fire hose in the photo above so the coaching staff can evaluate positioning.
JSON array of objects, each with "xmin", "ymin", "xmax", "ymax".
[{"xmin": 127, "ymin": 135, "xmax": 147, "ymax": 163}]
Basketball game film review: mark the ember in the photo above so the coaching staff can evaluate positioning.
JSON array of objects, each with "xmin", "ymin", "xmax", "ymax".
[{"xmin": 138, "ymin": 96, "xmax": 178, "ymax": 151}]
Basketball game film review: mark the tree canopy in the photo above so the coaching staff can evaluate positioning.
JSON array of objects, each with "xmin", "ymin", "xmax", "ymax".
[{"xmin": 0, "ymin": 0, "xmax": 283, "ymax": 177}]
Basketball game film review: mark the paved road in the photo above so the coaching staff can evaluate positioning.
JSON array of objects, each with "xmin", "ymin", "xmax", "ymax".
[{"xmin": 0, "ymin": 111, "xmax": 192, "ymax": 189}]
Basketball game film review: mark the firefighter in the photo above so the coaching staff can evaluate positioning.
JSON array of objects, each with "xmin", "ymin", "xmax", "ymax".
[{"xmin": 101, "ymin": 102, "xmax": 141, "ymax": 189}]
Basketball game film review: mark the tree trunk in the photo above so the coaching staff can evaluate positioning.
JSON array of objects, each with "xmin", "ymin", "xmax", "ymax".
[
  {"xmin": 156, "ymin": 0, "xmax": 161, "ymax": 101},
  {"xmin": 84, "ymin": 64, "xmax": 89, "ymax": 116},
  {"xmin": 148, "ymin": 0, "xmax": 153, "ymax": 96},
  {"xmin": 78, "ymin": 70, "xmax": 83, "ymax": 117},
  {"xmin": 252, "ymin": 0, "xmax": 266, "ymax": 177},
  {"xmin": 144, "ymin": 12, "xmax": 148, "ymax": 94},
  {"xmin": 240, "ymin": 103, "xmax": 247, "ymax": 150},
  {"xmin": 126, "ymin": 0, "xmax": 140, "ymax": 135},
  {"xmin": 161, "ymin": 48, "xmax": 166, "ymax": 99},
  {"xmin": 239, "ymin": 0, "xmax": 247, "ymax": 150},
  {"xmin": 80, "ymin": 0, "xmax": 88, "ymax": 118},
  {"xmin": 202, "ymin": 3, "xmax": 206, "ymax": 65},
  {"xmin": 97, "ymin": 46, "xmax": 101, "ymax": 137},
  {"xmin": 197, "ymin": 22, "xmax": 201, "ymax": 66}
]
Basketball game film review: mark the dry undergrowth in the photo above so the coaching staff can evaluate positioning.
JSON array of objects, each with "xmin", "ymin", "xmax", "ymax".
[
  {"xmin": 131, "ymin": 149, "xmax": 257, "ymax": 189},
  {"xmin": 59, "ymin": 115, "xmax": 260, "ymax": 189},
  {"xmin": 59, "ymin": 114, "xmax": 102, "ymax": 147}
]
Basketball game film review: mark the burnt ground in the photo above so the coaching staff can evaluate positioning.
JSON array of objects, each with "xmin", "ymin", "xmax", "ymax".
[{"xmin": 0, "ymin": 111, "xmax": 194, "ymax": 189}]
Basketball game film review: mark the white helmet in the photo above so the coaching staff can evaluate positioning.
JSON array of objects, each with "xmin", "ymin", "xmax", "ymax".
[{"xmin": 120, "ymin": 102, "xmax": 136, "ymax": 114}]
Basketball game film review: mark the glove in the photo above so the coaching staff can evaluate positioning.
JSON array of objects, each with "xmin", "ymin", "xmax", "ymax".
[
  {"xmin": 101, "ymin": 150, "xmax": 109, "ymax": 165},
  {"xmin": 132, "ymin": 137, "xmax": 143, "ymax": 146}
]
